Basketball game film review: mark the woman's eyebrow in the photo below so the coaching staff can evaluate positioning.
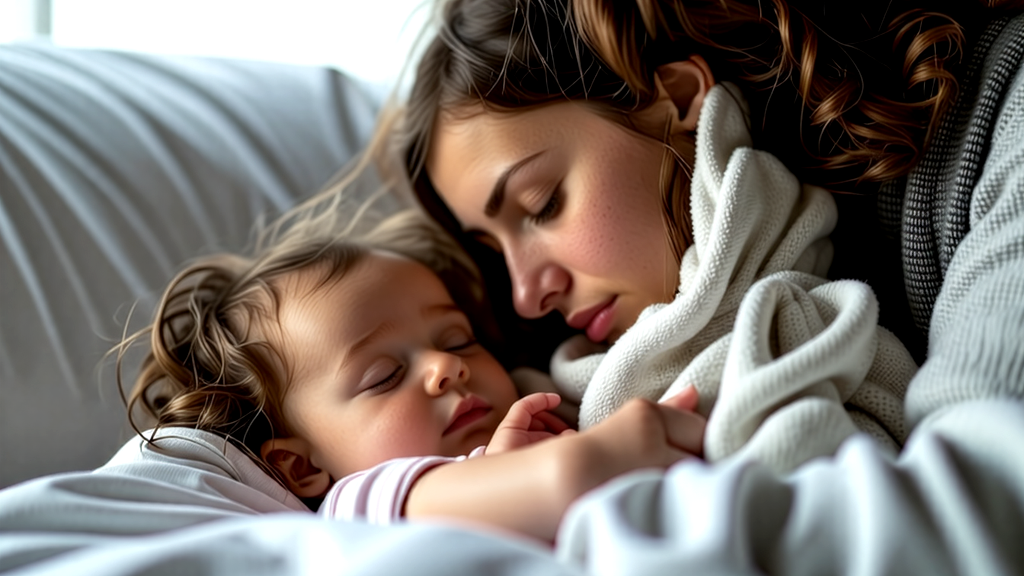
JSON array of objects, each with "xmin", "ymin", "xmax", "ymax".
[{"xmin": 484, "ymin": 150, "xmax": 546, "ymax": 217}]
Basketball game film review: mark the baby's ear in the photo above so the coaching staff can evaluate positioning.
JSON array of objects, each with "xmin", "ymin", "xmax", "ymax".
[
  {"xmin": 261, "ymin": 437, "xmax": 331, "ymax": 498},
  {"xmin": 654, "ymin": 55, "xmax": 715, "ymax": 133}
]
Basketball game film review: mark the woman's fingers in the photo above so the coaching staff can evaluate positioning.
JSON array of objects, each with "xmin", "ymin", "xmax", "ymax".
[
  {"xmin": 657, "ymin": 402, "xmax": 706, "ymax": 457},
  {"xmin": 661, "ymin": 385, "xmax": 699, "ymax": 412},
  {"xmin": 609, "ymin": 397, "xmax": 705, "ymax": 460},
  {"xmin": 579, "ymin": 398, "xmax": 702, "ymax": 478}
]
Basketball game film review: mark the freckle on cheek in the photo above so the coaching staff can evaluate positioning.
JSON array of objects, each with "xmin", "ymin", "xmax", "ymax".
[{"xmin": 579, "ymin": 209, "xmax": 617, "ymax": 269}]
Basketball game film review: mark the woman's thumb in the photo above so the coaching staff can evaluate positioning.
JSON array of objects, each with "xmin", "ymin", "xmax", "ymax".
[{"xmin": 660, "ymin": 385, "xmax": 699, "ymax": 412}]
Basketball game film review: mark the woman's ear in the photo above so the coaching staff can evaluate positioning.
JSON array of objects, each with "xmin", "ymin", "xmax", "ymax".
[
  {"xmin": 654, "ymin": 55, "xmax": 715, "ymax": 133},
  {"xmin": 261, "ymin": 437, "xmax": 331, "ymax": 498}
]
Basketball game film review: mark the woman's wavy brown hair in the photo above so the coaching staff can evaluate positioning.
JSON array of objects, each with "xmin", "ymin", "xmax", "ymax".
[
  {"xmin": 390, "ymin": 0, "xmax": 1016, "ymax": 363},
  {"xmin": 399, "ymin": 0, "xmax": 696, "ymax": 361},
  {"xmin": 570, "ymin": 0, "xmax": 1011, "ymax": 187},
  {"xmin": 400, "ymin": 0, "xmax": 1024, "ymax": 199},
  {"xmin": 113, "ymin": 209, "xmax": 483, "ymax": 484}
]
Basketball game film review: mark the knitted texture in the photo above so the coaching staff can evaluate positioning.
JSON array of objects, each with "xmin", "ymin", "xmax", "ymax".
[
  {"xmin": 887, "ymin": 16, "xmax": 1024, "ymax": 335},
  {"xmin": 903, "ymin": 15, "xmax": 1024, "ymax": 426},
  {"xmin": 550, "ymin": 84, "xmax": 917, "ymax": 472}
]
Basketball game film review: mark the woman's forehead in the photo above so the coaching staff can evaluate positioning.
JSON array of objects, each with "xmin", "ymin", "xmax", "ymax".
[
  {"xmin": 426, "ymin": 99, "xmax": 637, "ymax": 197},
  {"xmin": 434, "ymin": 100, "xmax": 598, "ymax": 143},
  {"xmin": 428, "ymin": 102, "xmax": 580, "ymax": 177}
]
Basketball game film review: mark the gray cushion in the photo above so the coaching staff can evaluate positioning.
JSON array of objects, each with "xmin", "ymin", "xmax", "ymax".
[{"xmin": 0, "ymin": 42, "xmax": 380, "ymax": 487}]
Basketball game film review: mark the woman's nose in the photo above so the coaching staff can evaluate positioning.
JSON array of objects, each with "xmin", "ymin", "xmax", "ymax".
[
  {"xmin": 423, "ymin": 351, "xmax": 470, "ymax": 396},
  {"xmin": 506, "ymin": 246, "xmax": 570, "ymax": 319}
]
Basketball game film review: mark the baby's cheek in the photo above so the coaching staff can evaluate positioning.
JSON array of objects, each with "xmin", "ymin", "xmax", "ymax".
[
  {"xmin": 360, "ymin": 411, "xmax": 438, "ymax": 463},
  {"xmin": 501, "ymin": 377, "xmax": 522, "ymax": 408}
]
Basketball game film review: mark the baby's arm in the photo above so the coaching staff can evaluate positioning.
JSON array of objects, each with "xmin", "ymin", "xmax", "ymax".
[
  {"xmin": 486, "ymin": 392, "xmax": 574, "ymax": 455},
  {"xmin": 405, "ymin": 395, "xmax": 705, "ymax": 543}
]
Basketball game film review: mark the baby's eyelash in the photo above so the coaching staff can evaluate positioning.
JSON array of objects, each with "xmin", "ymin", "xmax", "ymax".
[
  {"xmin": 368, "ymin": 366, "xmax": 403, "ymax": 392},
  {"xmin": 446, "ymin": 338, "xmax": 478, "ymax": 352}
]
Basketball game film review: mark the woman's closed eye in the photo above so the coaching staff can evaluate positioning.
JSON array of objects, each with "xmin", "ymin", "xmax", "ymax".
[{"xmin": 529, "ymin": 182, "xmax": 563, "ymax": 224}]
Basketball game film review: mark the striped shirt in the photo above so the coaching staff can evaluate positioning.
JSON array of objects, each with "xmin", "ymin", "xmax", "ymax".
[{"xmin": 318, "ymin": 446, "xmax": 487, "ymax": 524}]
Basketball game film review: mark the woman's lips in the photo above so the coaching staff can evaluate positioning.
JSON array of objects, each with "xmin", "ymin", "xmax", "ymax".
[
  {"xmin": 567, "ymin": 297, "xmax": 617, "ymax": 343},
  {"xmin": 444, "ymin": 396, "xmax": 492, "ymax": 435},
  {"xmin": 585, "ymin": 302, "xmax": 616, "ymax": 342}
]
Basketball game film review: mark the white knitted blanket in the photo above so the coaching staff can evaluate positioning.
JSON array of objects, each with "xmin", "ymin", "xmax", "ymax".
[{"xmin": 549, "ymin": 84, "xmax": 917, "ymax": 472}]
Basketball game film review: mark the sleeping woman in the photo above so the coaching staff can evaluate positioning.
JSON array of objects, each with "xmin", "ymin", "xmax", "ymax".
[
  {"xmin": 398, "ymin": 0, "xmax": 923, "ymax": 473},
  {"xmin": 382, "ymin": 0, "xmax": 1024, "ymax": 571}
]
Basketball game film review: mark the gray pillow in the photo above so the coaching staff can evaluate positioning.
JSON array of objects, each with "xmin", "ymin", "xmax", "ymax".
[{"xmin": 0, "ymin": 42, "xmax": 380, "ymax": 488}]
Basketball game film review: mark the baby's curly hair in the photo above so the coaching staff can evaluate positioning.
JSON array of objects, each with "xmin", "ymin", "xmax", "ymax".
[{"xmin": 114, "ymin": 209, "xmax": 484, "ymax": 481}]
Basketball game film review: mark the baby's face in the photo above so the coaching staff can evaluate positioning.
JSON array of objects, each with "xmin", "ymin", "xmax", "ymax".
[{"xmin": 275, "ymin": 251, "xmax": 518, "ymax": 480}]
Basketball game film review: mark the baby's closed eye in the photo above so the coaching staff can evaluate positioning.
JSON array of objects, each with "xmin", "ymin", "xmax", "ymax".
[
  {"xmin": 360, "ymin": 360, "xmax": 404, "ymax": 393},
  {"xmin": 436, "ymin": 326, "xmax": 477, "ymax": 352}
]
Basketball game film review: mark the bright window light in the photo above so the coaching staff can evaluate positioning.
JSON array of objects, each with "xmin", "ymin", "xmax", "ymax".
[
  {"xmin": 0, "ymin": 0, "xmax": 48, "ymax": 42},
  {"xmin": 47, "ymin": 0, "xmax": 433, "ymax": 94}
]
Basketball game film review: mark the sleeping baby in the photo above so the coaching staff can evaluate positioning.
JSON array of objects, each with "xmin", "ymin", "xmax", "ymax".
[{"xmin": 118, "ymin": 209, "xmax": 704, "ymax": 544}]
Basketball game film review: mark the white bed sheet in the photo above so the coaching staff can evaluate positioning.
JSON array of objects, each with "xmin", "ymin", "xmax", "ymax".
[
  {"xmin": 3, "ymin": 399, "xmax": 1024, "ymax": 575},
  {"xmin": 0, "ymin": 427, "xmax": 575, "ymax": 576}
]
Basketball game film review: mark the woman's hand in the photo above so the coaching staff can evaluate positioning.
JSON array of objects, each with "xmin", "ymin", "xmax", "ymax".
[
  {"xmin": 553, "ymin": 389, "xmax": 705, "ymax": 507},
  {"xmin": 486, "ymin": 393, "xmax": 575, "ymax": 455},
  {"xmin": 407, "ymin": 386, "xmax": 706, "ymax": 543},
  {"xmin": 660, "ymin": 383, "xmax": 701, "ymax": 413}
]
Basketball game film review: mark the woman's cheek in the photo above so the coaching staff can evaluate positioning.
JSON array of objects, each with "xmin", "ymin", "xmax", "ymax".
[
  {"xmin": 554, "ymin": 191, "xmax": 616, "ymax": 273},
  {"xmin": 575, "ymin": 202, "xmax": 644, "ymax": 277}
]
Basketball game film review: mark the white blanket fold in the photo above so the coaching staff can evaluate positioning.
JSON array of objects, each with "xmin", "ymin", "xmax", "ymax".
[{"xmin": 550, "ymin": 83, "xmax": 916, "ymax": 472}]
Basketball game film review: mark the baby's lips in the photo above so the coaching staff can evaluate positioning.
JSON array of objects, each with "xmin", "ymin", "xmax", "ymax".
[{"xmin": 443, "ymin": 395, "xmax": 491, "ymax": 435}]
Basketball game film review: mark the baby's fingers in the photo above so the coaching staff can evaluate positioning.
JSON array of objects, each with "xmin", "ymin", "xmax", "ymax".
[
  {"xmin": 499, "ymin": 393, "xmax": 564, "ymax": 431},
  {"xmin": 514, "ymin": 392, "xmax": 562, "ymax": 414},
  {"xmin": 533, "ymin": 410, "xmax": 572, "ymax": 434}
]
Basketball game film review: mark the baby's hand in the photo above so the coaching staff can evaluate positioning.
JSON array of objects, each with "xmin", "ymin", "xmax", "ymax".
[{"xmin": 486, "ymin": 393, "xmax": 575, "ymax": 455}]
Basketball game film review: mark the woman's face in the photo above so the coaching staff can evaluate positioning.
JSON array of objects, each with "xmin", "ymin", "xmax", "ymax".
[{"xmin": 427, "ymin": 102, "xmax": 678, "ymax": 344}]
